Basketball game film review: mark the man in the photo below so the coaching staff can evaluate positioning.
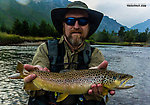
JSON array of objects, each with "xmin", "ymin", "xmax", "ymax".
[{"xmin": 24, "ymin": 1, "xmax": 115, "ymax": 105}]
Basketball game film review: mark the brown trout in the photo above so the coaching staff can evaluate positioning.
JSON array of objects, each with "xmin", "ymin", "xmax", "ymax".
[{"xmin": 9, "ymin": 62, "xmax": 134, "ymax": 102}]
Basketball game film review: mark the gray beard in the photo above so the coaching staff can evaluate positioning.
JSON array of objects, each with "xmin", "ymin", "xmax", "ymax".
[{"xmin": 67, "ymin": 35, "xmax": 83, "ymax": 46}]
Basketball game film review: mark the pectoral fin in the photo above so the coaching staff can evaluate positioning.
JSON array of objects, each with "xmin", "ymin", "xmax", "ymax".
[
  {"xmin": 101, "ymin": 87, "xmax": 109, "ymax": 96},
  {"xmin": 105, "ymin": 95, "xmax": 109, "ymax": 103},
  {"xmin": 56, "ymin": 93, "xmax": 69, "ymax": 102},
  {"xmin": 101, "ymin": 87, "xmax": 109, "ymax": 103},
  {"xmin": 24, "ymin": 82, "xmax": 40, "ymax": 90}
]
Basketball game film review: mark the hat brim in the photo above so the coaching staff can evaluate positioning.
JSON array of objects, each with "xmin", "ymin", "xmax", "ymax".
[{"xmin": 51, "ymin": 8, "xmax": 103, "ymax": 37}]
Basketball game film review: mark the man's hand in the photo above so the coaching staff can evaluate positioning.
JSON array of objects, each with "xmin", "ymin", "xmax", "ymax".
[
  {"xmin": 89, "ymin": 60, "xmax": 108, "ymax": 70},
  {"xmin": 24, "ymin": 64, "xmax": 50, "ymax": 83},
  {"xmin": 88, "ymin": 84, "xmax": 115, "ymax": 96},
  {"xmin": 88, "ymin": 60, "xmax": 115, "ymax": 96}
]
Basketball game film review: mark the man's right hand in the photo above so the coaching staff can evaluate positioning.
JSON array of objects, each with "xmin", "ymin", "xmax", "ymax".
[{"xmin": 24, "ymin": 64, "xmax": 50, "ymax": 83}]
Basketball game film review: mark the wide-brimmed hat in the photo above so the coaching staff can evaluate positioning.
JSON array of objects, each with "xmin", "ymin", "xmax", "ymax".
[{"xmin": 51, "ymin": 1, "xmax": 103, "ymax": 37}]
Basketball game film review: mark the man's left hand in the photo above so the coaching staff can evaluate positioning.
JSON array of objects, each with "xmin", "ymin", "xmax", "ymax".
[{"xmin": 88, "ymin": 60, "xmax": 115, "ymax": 96}]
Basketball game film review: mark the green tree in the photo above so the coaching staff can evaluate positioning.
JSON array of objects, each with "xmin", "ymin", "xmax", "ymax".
[
  {"xmin": 12, "ymin": 19, "xmax": 22, "ymax": 35},
  {"xmin": 47, "ymin": 24, "xmax": 54, "ymax": 37},
  {"xmin": 145, "ymin": 28, "xmax": 149, "ymax": 42},
  {"xmin": 21, "ymin": 20, "xmax": 30, "ymax": 36},
  {"xmin": 118, "ymin": 26, "xmax": 125, "ymax": 41},
  {"xmin": 145, "ymin": 28, "xmax": 149, "ymax": 35},
  {"xmin": 94, "ymin": 29, "xmax": 110, "ymax": 42},
  {"xmin": 137, "ymin": 32, "xmax": 147, "ymax": 42},
  {"xmin": 135, "ymin": 28, "xmax": 149, "ymax": 42},
  {"xmin": 0, "ymin": 22, "xmax": 7, "ymax": 32},
  {"xmin": 124, "ymin": 29, "xmax": 138, "ymax": 42},
  {"xmin": 109, "ymin": 31, "xmax": 119, "ymax": 42},
  {"xmin": 30, "ymin": 23, "xmax": 39, "ymax": 36},
  {"xmin": 147, "ymin": 32, "xmax": 150, "ymax": 43},
  {"xmin": 101, "ymin": 29, "xmax": 110, "ymax": 42},
  {"xmin": 48, "ymin": 24, "xmax": 60, "ymax": 38},
  {"xmin": 38, "ymin": 20, "xmax": 49, "ymax": 37}
]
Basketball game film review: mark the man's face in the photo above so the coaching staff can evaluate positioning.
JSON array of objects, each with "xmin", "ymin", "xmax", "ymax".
[{"xmin": 64, "ymin": 9, "xmax": 89, "ymax": 46}]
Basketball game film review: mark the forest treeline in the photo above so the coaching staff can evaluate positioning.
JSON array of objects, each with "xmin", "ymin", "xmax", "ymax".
[
  {"xmin": 91, "ymin": 27, "xmax": 150, "ymax": 43},
  {"xmin": 0, "ymin": 19, "xmax": 59, "ymax": 38},
  {"xmin": 0, "ymin": 19, "xmax": 150, "ymax": 43}
]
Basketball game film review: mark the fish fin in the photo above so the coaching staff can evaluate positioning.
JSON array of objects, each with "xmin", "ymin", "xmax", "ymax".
[
  {"xmin": 105, "ymin": 95, "xmax": 109, "ymax": 103},
  {"xmin": 101, "ymin": 87, "xmax": 109, "ymax": 96},
  {"xmin": 56, "ymin": 93, "xmax": 69, "ymax": 102},
  {"xmin": 8, "ymin": 73, "xmax": 22, "ymax": 79},
  {"xmin": 17, "ymin": 61, "xmax": 24, "ymax": 74},
  {"xmin": 24, "ymin": 82, "xmax": 40, "ymax": 90},
  {"xmin": 9, "ymin": 61, "xmax": 26, "ymax": 79}
]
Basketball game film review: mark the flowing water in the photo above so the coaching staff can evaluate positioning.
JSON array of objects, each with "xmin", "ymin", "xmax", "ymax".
[
  {"xmin": 0, "ymin": 46, "xmax": 37, "ymax": 105},
  {"xmin": 0, "ymin": 45, "xmax": 150, "ymax": 105}
]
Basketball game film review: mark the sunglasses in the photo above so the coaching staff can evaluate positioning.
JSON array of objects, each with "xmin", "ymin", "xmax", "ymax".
[{"xmin": 64, "ymin": 17, "xmax": 89, "ymax": 26}]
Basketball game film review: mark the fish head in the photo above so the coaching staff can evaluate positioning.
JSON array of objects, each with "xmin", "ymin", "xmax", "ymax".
[
  {"xmin": 102, "ymin": 72, "xmax": 135, "ymax": 90},
  {"xmin": 113, "ymin": 73, "xmax": 135, "ymax": 89}
]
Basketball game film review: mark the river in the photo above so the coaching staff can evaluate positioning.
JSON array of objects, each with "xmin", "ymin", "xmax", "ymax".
[{"xmin": 0, "ymin": 45, "xmax": 150, "ymax": 105}]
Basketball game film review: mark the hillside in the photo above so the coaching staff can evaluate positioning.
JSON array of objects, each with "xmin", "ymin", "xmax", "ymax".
[
  {"xmin": 131, "ymin": 19, "xmax": 150, "ymax": 32},
  {"xmin": 0, "ymin": 0, "xmax": 128, "ymax": 33},
  {"xmin": 0, "ymin": 0, "xmax": 69, "ymax": 28},
  {"xmin": 99, "ymin": 16, "xmax": 129, "ymax": 33}
]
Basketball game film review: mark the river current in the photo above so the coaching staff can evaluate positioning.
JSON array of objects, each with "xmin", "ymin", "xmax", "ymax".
[{"xmin": 0, "ymin": 45, "xmax": 150, "ymax": 105}]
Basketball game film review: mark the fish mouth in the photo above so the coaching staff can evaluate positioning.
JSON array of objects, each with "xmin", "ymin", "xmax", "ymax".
[{"xmin": 116, "ymin": 76, "xmax": 135, "ymax": 89}]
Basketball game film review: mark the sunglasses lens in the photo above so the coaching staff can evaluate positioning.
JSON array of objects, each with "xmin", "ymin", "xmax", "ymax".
[
  {"xmin": 64, "ymin": 17, "xmax": 88, "ymax": 26},
  {"xmin": 78, "ymin": 18, "xmax": 88, "ymax": 26},
  {"xmin": 65, "ymin": 17, "xmax": 76, "ymax": 26}
]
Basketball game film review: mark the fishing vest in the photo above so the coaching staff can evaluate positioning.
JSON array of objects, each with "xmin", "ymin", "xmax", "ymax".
[
  {"xmin": 46, "ymin": 40, "xmax": 94, "ymax": 72},
  {"xmin": 46, "ymin": 40, "xmax": 96, "ymax": 104}
]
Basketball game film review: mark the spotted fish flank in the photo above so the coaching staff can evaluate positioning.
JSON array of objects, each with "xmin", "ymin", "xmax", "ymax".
[{"xmin": 9, "ymin": 62, "xmax": 135, "ymax": 102}]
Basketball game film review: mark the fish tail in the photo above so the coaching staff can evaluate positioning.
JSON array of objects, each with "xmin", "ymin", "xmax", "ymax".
[
  {"xmin": 8, "ymin": 61, "xmax": 25, "ymax": 79},
  {"xmin": 8, "ymin": 73, "xmax": 23, "ymax": 79},
  {"xmin": 16, "ymin": 61, "xmax": 24, "ymax": 75}
]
